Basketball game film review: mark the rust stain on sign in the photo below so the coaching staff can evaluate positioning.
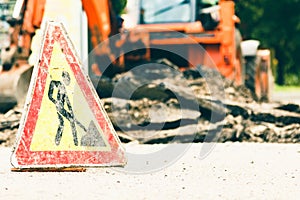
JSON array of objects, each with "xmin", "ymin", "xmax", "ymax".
[{"xmin": 11, "ymin": 21, "xmax": 126, "ymax": 169}]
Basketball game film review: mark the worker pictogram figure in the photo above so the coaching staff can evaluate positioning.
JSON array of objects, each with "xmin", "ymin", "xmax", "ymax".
[{"xmin": 48, "ymin": 70, "xmax": 79, "ymax": 146}]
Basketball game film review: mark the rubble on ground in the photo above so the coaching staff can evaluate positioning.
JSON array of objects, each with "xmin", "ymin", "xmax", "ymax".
[
  {"xmin": 0, "ymin": 104, "xmax": 22, "ymax": 147},
  {"xmin": 98, "ymin": 61, "xmax": 300, "ymax": 144},
  {"xmin": 1, "ymin": 61, "xmax": 300, "ymax": 146}
]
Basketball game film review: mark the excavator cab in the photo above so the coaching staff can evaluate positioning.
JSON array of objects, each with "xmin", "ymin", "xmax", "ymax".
[
  {"xmin": 121, "ymin": 0, "xmax": 274, "ymax": 100},
  {"xmin": 136, "ymin": 0, "xmax": 221, "ymax": 29},
  {"xmin": 122, "ymin": 0, "xmax": 240, "ymax": 80},
  {"xmin": 139, "ymin": 0, "xmax": 193, "ymax": 24},
  {"xmin": 137, "ymin": 0, "xmax": 220, "ymax": 26}
]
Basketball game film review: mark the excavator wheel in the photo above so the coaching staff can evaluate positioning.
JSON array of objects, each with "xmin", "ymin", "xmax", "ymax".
[{"xmin": 241, "ymin": 40, "xmax": 260, "ymax": 101}]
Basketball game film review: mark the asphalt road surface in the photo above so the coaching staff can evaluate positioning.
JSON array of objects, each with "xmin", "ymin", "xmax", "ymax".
[
  {"xmin": 1, "ymin": 143, "xmax": 300, "ymax": 199},
  {"xmin": 272, "ymin": 90, "xmax": 300, "ymax": 104}
]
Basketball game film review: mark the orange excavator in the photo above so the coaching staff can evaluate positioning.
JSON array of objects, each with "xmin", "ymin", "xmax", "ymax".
[
  {"xmin": 0, "ymin": 0, "xmax": 271, "ymax": 105},
  {"xmin": 118, "ymin": 0, "xmax": 272, "ymax": 101},
  {"xmin": 119, "ymin": 0, "xmax": 243, "ymax": 83}
]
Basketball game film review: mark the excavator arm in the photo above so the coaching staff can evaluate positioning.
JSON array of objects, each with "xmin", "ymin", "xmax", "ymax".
[
  {"xmin": 5, "ymin": 0, "xmax": 46, "ymax": 67},
  {"xmin": 81, "ymin": 0, "xmax": 112, "ymax": 49}
]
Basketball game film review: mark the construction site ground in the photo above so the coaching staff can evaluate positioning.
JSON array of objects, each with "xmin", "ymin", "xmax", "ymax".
[
  {"xmin": 1, "ymin": 71, "xmax": 300, "ymax": 199},
  {"xmin": 0, "ymin": 1, "xmax": 299, "ymax": 198},
  {"xmin": 272, "ymin": 89, "xmax": 300, "ymax": 105},
  {"xmin": 0, "ymin": 45, "xmax": 299, "ymax": 199},
  {"xmin": 1, "ymin": 143, "xmax": 300, "ymax": 199}
]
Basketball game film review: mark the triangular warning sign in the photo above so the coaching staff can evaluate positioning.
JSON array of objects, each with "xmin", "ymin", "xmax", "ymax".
[{"xmin": 11, "ymin": 21, "xmax": 126, "ymax": 168}]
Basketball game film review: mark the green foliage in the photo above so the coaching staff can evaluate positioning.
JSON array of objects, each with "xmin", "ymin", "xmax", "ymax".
[
  {"xmin": 235, "ymin": 0, "xmax": 300, "ymax": 85},
  {"xmin": 284, "ymin": 74, "xmax": 300, "ymax": 86},
  {"xmin": 274, "ymin": 84, "xmax": 300, "ymax": 92},
  {"xmin": 111, "ymin": 0, "xmax": 127, "ymax": 14}
]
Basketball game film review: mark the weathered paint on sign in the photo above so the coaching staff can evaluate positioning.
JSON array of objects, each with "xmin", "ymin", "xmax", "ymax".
[{"xmin": 11, "ymin": 21, "xmax": 126, "ymax": 168}]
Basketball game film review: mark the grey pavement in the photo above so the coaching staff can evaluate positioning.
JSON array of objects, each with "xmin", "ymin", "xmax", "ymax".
[
  {"xmin": 1, "ymin": 143, "xmax": 300, "ymax": 199},
  {"xmin": 272, "ymin": 90, "xmax": 300, "ymax": 104}
]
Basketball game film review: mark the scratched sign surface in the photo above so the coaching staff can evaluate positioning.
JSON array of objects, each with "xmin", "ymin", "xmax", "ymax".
[{"xmin": 11, "ymin": 21, "xmax": 126, "ymax": 168}]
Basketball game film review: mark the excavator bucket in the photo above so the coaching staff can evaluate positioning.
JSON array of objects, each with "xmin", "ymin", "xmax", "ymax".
[{"xmin": 0, "ymin": 64, "xmax": 33, "ymax": 112}]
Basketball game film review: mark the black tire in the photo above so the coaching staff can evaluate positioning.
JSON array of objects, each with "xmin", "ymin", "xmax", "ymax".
[{"xmin": 244, "ymin": 56, "xmax": 257, "ymax": 99}]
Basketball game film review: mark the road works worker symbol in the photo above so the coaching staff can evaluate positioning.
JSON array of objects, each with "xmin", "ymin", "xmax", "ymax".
[
  {"xmin": 27, "ymin": 43, "xmax": 110, "ymax": 151},
  {"xmin": 48, "ymin": 71, "xmax": 79, "ymax": 146},
  {"xmin": 11, "ymin": 21, "xmax": 126, "ymax": 168},
  {"xmin": 48, "ymin": 70, "xmax": 107, "ymax": 147}
]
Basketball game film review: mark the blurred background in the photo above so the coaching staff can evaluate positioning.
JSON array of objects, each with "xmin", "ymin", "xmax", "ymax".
[
  {"xmin": 0, "ymin": 0, "xmax": 300, "ymax": 146},
  {"xmin": 0, "ymin": 0, "xmax": 299, "ymax": 86},
  {"xmin": 235, "ymin": 0, "xmax": 300, "ymax": 87}
]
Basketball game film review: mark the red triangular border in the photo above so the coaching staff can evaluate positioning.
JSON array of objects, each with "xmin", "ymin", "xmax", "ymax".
[{"xmin": 11, "ymin": 21, "xmax": 126, "ymax": 168}]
